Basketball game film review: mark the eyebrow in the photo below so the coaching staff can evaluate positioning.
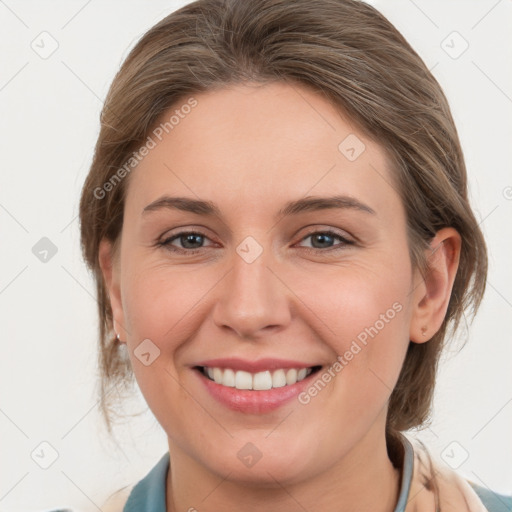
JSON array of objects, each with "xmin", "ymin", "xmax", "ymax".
[{"xmin": 142, "ymin": 194, "xmax": 376, "ymax": 218}]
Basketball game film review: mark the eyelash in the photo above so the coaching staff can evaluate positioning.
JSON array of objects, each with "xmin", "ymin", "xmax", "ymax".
[{"xmin": 156, "ymin": 229, "xmax": 354, "ymax": 255}]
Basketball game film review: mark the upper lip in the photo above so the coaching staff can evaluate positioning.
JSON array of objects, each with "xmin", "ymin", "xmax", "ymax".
[{"xmin": 194, "ymin": 357, "xmax": 320, "ymax": 373}]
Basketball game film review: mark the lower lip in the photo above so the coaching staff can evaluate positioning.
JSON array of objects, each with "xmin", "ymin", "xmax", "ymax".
[{"xmin": 195, "ymin": 368, "xmax": 319, "ymax": 414}]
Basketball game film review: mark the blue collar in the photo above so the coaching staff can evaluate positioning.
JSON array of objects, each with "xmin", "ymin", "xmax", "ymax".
[{"xmin": 124, "ymin": 451, "xmax": 169, "ymax": 512}]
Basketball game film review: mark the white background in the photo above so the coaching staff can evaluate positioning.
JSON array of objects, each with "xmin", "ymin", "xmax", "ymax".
[{"xmin": 0, "ymin": 1, "xmax": 511, "ymax": 510}]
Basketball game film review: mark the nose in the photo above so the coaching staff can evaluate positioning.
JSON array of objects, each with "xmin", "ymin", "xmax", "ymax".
[{"xmin": 212, "ymin": 245, "xmax": 292, "ymax": 340}]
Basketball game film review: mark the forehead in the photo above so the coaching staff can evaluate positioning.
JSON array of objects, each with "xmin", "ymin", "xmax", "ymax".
[{"xmin": 125, "ymin": 82, "xmax": 401, "ymax": 220}]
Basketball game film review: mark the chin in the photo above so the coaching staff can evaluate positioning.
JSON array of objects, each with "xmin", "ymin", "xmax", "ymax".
[
  {"xmin": 199, "ymin": 432, "xmax": 322, "ymax": 486},
  {"xmin": 214, "ymin": 454, "xmax": 315, "ymax": 487}
]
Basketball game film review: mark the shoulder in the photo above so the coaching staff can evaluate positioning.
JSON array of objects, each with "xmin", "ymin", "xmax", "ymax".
[
  {"xmin": 405, "ymin": 436, "xmax": 511, "ymax": 512},
  {"xmin": 468, "ymin": 482, "xmax": 512, "ymax": 512}
]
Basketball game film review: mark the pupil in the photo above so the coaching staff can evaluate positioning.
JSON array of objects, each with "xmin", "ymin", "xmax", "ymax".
[
  {"xmin": 183, "ymin": 234, "xmax": 202, "ymax": 248},
  {"xmin": 180, "ymin": 233, "xmax": 334, "ymax": 249},
  {"xmin": 313, "ymin": 233, "xmax": 333, "ymax": 248}
]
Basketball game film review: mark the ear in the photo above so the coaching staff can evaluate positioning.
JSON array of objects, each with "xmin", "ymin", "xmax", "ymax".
[
  {"xmin": 98, "ymin": 238, "xmax": 127, "ymax": 343},
  {"xmin": 409, "ymin": 227, "xmax": 461, "ymax": 343}
]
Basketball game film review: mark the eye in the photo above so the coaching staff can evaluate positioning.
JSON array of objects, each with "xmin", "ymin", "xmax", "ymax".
[
  {"xmin": 158, "ymin": 231, "xmax": 213, "ymax": 254},
  {"xmin": 156, "ymin": 228, "xmax": 354, "ymax": 255},
  {"xmin": 297, "ymin": 230, "xmax": 354, "ymax": 251}
]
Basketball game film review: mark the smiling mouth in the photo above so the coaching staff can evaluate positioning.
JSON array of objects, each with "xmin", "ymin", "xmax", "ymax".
[{"xmin": 195, "ymin": 365, "xmax": 322, "ymax": 390}]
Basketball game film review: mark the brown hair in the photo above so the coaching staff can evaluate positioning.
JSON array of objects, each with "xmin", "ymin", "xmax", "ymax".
[{"xmin": 79, "ymin": 0, "xmax": 487, "ymax": 439}]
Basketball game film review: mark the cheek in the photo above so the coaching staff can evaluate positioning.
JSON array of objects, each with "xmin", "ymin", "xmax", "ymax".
[
  {"xmin": 330, "ymin": 283, "xmax": 409, "ymax": 377},
  {"xmin": 121, "ymin": 259, "xmax": 213, "ymax": 343},
  {"xmin": 119, "ymin": 261, "xmax": 223, "ymax": 416},
  {"xmin": 299, "ymin": 260, "xmax": 412, "ymax": 412},
  {"xmin": 119, "ymin": 262, "xmax": 208, "ymax": 438}
]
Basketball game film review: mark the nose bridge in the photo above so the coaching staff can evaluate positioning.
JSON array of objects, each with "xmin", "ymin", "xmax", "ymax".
[{"xmin": 212, "ymin": 238, "xmax": 291, "ymax": 338}]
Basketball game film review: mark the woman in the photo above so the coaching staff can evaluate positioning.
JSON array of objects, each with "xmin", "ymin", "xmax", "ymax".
[{"xmin": 79, "ymin": 0, "xmax": 511, "ymax": 510}]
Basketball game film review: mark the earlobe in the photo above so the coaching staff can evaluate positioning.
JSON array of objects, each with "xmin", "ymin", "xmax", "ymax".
[
  {"xmin": 98, "ymin": 238, "xmax": 127, "ymax": 343},
  {"xmin": 409, "ymin": 228, "xmax": 461, "ymax": 344}
]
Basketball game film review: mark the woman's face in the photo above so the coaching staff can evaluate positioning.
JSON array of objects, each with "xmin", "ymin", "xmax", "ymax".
[{"xmin": 104, "ymin": 81, "xmax": 428, "ymax": 484}]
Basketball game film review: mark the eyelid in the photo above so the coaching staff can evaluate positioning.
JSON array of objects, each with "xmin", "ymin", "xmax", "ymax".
[
  {"xmin": 158, "ymin": 225, "xmax": 215, "ymax": 242},
  {"xmin": 158, "ymin": 229, "xmax": 216, "ymax": 250},
  {"xmin": 295, "ymin": 228, "xmax": 354, "ymax": 251},
  {"xmin": 157, "ymin": 226, "xmax": 355, "ymax": 254},
  {"xmin": 298, "ymin": 226, "xmax": 354, "ymax": 242}
]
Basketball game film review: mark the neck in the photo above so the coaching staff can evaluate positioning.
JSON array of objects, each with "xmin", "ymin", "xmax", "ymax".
[{"xmin": 166, "ymin": 419, "xmax": 401, "ymax": 512}]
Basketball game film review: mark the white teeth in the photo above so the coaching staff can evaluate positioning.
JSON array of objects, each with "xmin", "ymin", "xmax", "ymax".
[
  {"xmin": 272, "ymin": 369, "xmax": 287, "ymax": 388},
  {"xmin": 253, "ymin": 371, "xmax": 272, "ymax": 390},
  {"xmin": 286, "ymin": 368, "xmax": 297, "ymax": 385},
  {"xmin": 223, "ymin": 368, "xmax": 235, "ymax": 387},
  {"xmin": 235, "ymin": 370, "xmax": 253, "ymax": 390},
  {"xmin": 213, "ymin": 367, "xmax": 223, "ymax": 384},
  {"xmin": 202, "ymin": 366, "xmax": 315, "ymax": 390}
]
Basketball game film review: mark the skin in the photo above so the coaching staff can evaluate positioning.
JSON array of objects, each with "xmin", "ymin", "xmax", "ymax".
[{"xmin": 99, "ymin": 81, "xmax": 461, "ymax": 512}]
